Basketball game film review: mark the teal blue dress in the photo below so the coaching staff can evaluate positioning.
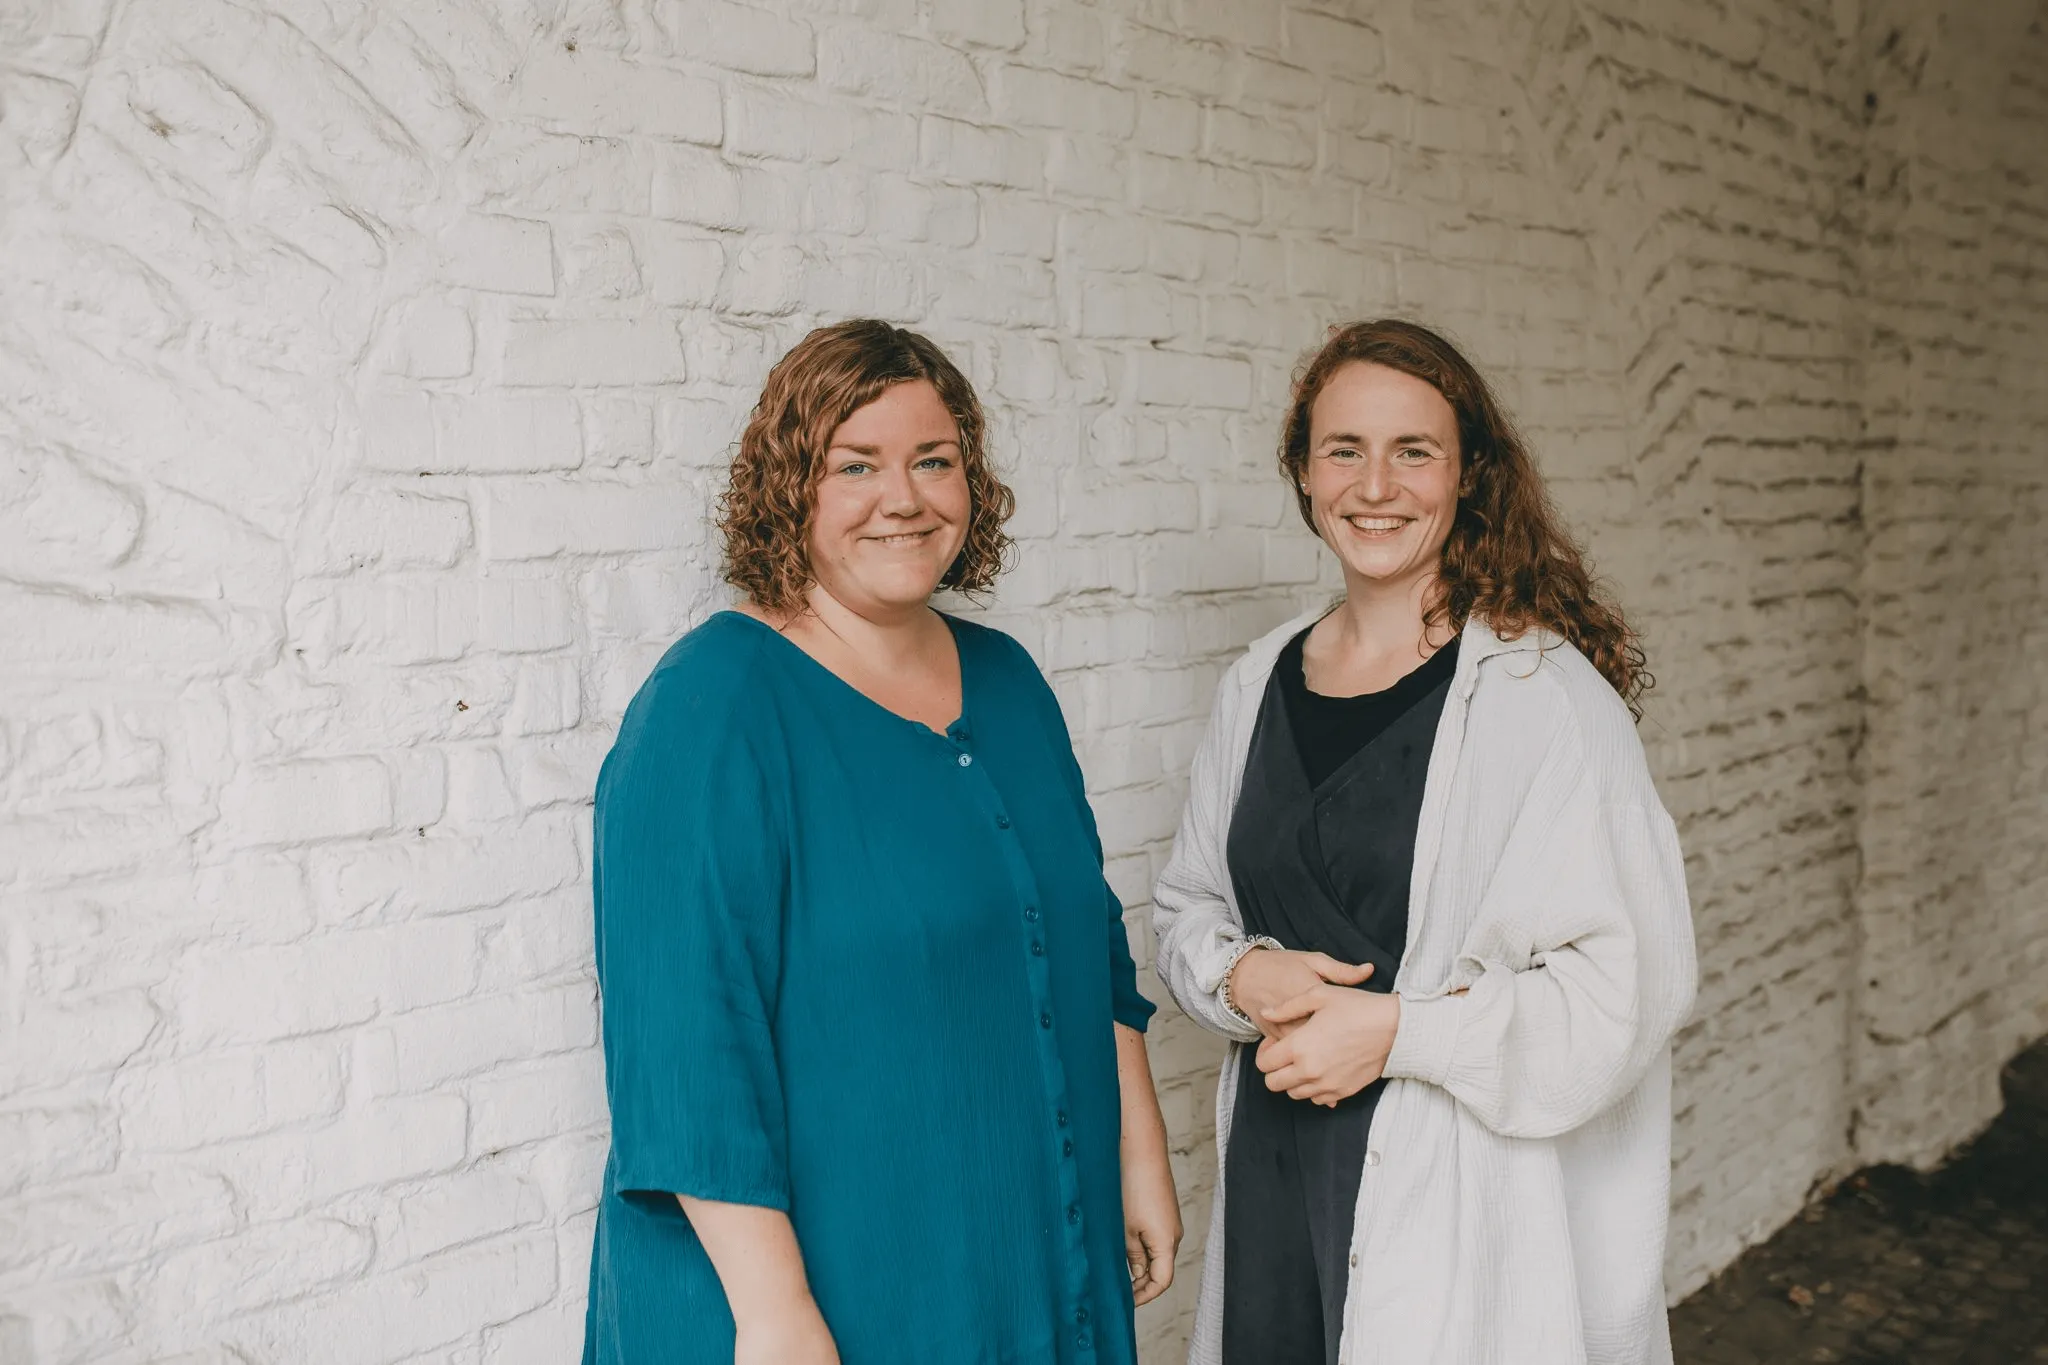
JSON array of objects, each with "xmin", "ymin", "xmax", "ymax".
[{"xmin": 582, "ymin": 611, "xmax": 1155, "ymax": 1365}]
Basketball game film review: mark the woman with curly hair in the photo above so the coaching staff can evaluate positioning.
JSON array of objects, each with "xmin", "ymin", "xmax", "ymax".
[
  {"xmin": 1153, "ymin": 320, "xmax": 1698, "ymax": 1365},
  {"xmin": 582, "ymin": 320, "xmax": 1179, "ymax": 1365}
]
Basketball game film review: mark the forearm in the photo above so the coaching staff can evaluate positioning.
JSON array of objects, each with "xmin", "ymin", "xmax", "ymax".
[
  {"xmin": 674, "ymin": 1195, "xmax": 818, "ymax": 1326},
  {"xmin": 1115, "ymin": 1023, "xmax": 1171, "ymax": 1164}
]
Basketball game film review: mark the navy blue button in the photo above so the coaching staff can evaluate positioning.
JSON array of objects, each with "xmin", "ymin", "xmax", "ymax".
[
  {"xmin": 1031, "ymin": 940, "xmax": 1044, "ymax": 956},
  {"xmin": 995, "ymin": 814, "xmax": 1011, "ymax": 828},
  {"xmin": 1062, "ymin": 1137, "xmax": 1073, "ymax": 1156},
  {"xmin": 1078, "ymin": 1334, "xmax": 1091, "ymax": 1350},
  {"xmin": 1024, "ymin": 906, "xmax": 1040, "ymax": 922},
  {"xmin": 1066, "ymin": 1204, "xmax": 1080, "ymax": 1224},
  {"xmin": 1039, "ymin": 1011, "xmax": 1052, "ymax": 1029},
  {"xmin": 1057, "ymin": 1109, "xmax": 1068, "ymax": 1127},
  {"xmin": 1076, "ymin": 1307, "xmax": 1089, "ymax": 1325}
]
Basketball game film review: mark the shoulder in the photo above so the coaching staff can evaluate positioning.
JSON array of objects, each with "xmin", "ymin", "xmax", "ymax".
[
  {"xmin": 948, "ymin": 614, "xmax": 1068, "ymax": 726},
  {"xmin": 946, "ymin": 613, "xmax": 1040, "ymax": 678},
  {"xmin": 1219, "ymin": 603, "xmax": 1326, "ymax": 698},
  {"xmin": 610, "ymin": 613, "xmax": 781, "ymax": 771},
  {"xmin": 1470, "ymin": 628, "xmax": 1655, "ymax": 801}
]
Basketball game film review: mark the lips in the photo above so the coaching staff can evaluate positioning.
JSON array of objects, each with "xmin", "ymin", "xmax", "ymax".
[
  {"xmin": 864, "ymin": 528, "xmax": 938, "ymax": 546},
  {"xmin": 1343, "ymin": 515, "xmax": 1411, "ymax": 535}
]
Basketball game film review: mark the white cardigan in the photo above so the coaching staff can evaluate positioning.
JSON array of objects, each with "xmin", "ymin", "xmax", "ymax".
[{"xmin": 1153, "ymin": 609, "xmax": 1698, "ymax": 1365}]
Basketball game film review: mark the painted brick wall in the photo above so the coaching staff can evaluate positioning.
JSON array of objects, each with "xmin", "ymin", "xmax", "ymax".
[{"xmin": 1, "ymin": 0, "xmax": 2040, "ymax": 1361}]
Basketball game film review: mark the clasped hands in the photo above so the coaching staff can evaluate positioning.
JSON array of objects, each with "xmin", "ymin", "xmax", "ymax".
[{"xmin": 1229, "ymin": 947, "xmax": 1400, "ymax": 1108}]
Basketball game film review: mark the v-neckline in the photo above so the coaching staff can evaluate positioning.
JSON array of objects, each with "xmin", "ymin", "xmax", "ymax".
[{"xmin": 721, "ymin": 609, "xmax": 970, "ymax": 739}]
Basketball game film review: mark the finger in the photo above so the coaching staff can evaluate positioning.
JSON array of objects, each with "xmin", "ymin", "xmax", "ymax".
[
  {"xmin": 1312, "ymin": 955, "xmax": 1375, "ymax": 985},
  {"xmin": 1147, "ymin": 1238, "xmax": 1176, "ymax": 1293},
  {"xmin": 1255, "ymin": 1039, "xmax": 1293, "ymax": 1073},
  {"xmin": 1265, "ymin": 1064, "xmax": 1305, "ymax": 1093},
  {"xmin": 1261, "ymin": 989, "xmax": 1322, "ymax": 1025}
]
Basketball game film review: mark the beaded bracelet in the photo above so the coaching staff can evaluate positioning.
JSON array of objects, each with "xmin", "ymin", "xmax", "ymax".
[{"xmin": 1218, "ymin": 934, "xmax": 1284, "ymax": 1028}]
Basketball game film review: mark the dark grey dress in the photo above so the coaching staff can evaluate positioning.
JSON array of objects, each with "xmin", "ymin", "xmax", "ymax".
[{"xmin": 1219, "ymin": 627, "xmax": 1457, "ymax": 1365}]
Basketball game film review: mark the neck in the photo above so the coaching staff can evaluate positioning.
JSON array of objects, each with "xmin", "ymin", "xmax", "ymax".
[
  {"xmin": 1328, "ymin": 565, "xmax": 1445, "ymax": 656},
  {"xmin": 792, "ymin": 583, "xmax": 942, "ymax": 665}
]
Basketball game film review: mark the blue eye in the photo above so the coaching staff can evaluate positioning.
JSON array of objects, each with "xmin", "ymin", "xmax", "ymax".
[{"xmin": 839, "ymin": 462, "xmax": 871, "ymax": 476}]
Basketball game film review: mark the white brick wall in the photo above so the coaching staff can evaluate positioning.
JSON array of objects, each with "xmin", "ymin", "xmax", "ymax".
[{"xmin": 2, "ymin": 0, "xmax": 2042, "ymax": 1361}]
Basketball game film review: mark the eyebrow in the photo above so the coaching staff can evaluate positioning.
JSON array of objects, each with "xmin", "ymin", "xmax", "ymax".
[
  {"xmin": 830, "ymin": 438, "xmax": 962, "ymax": 456},
  {"xmin": 1317, "ymin": 431, "xmax": 1446, "ymax": 450}
]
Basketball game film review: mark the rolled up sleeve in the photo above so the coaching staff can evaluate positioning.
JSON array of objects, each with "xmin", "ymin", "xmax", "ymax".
[{"xmin": 593, "ymin": 686, "xmax": 789, "ymax": 1209}]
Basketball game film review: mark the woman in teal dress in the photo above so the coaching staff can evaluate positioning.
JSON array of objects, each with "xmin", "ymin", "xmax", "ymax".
[{"xmin": 582, "ymin": 320, "xmax": 1182, "ymax": 1365}]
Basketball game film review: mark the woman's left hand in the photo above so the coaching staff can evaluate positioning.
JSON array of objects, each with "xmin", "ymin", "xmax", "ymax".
[
  {"xmin": 1255, "ymin": 987, "xmax": 1401, "ymax": 1107},
  {"xmin": 1121, "ymin": 1146, "xmax": 1181, "ymax": 1307}
]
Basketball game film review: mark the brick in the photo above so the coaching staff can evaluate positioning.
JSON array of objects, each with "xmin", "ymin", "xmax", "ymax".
[
  {"xmin": 377, "ymin": 296, "xmax": 474, "ymax": 378},
  {"xmin": 172, "ymin": 920, "xmax": 480, "ymax": 1045},
  {"xmin": 919, "ymin": 115, "xmax": 1042, "ymax": 189},
  {"xmin": 386, "ymin": 1167, "xmax": 547, "ymax": 1262},
  {"xmin": 656, "ymin": 0, "xmax": 815, "ymax": 76},
  {"xmin": 309, "ymin": 490, "xmax": 473, "ymax": 573},
  {"xmin": 1134, "ymin": 349, "xmax": 1254, "ymax": 408},
  {"xmin": 148, "ymin": 1217, "xmax": 373, "ymax": 1323},
  {"xmin": 560, "ymin": 228, "xmax": 643, "ymax": 300},
  {"xmin": 498, "ymin": 316, "xmax": 683, "ymax": 387},
  {"xmin": 1046, "ymin": 134, "xmax": 1126, "ymax": 201},
  {"xmin": 1282, "ymin": 8, "xmax": 1385, "ymax": 75},
  {"xmin": 479, "ymin": 480, "xmax": 690, "ymax": 560},
  {"xmin": 1132, "ymin": 153, "xmax": 1263, "ymax": 222},
  {"xmin": 513, "ymin": 51, "xmax": 721, "ymax": 143},
  {"xmin": 724, "ymin": 81, "xmax": 859, "ymax": 163},
  {"xmin": 650, "ymin": 143, "xmax": 745, "ymax": 227},
  {"xmin": 990, "ymin": 65, "xmax": 1137, "ymax": 135},
  {"xmin": 216, "ymin": 758, "xmax": 394, "ymax": 848},
  {"xmin": 932, "ymin": 0, "xmax": 1026, "ymax": 50},
  {"xmin": 469, "ymin": 1053, "xmax": 608, "ymax": 1154},
  {"xmin": 0, "ymin": 1168, "xmax": 236, "ymax": 1279},
  {"xmin": 431, "ymin": 394, "xmax": 584, "ymax": 474},
  {"xmin": 306, "ymin": 817, "xmax": 583, "ymax": 922},
  {"xmin": 465, "ymin": 126, "xmax": 652, "ymax": 215},
  {"xmin": 818, "ymin": 26, "xmax": 986, "ymax": 118},
  {"xmin": 0, "ymin": 1104, "xmax": 119, "ymax": 1196},
  {"xmin": 1206, "ymin": 106, "xmax": 1316, "ymax": 168},
  {"xmin": 1118, "ymin": 23, "xmax": 1228, "ymax": 95},
  {"xmin": 508, "ymin": 729, "xmax": 611, "ymax": 809},
  {"xmin": 371, "ymin": 985, "xmax": 596, "ymax": 1093}
]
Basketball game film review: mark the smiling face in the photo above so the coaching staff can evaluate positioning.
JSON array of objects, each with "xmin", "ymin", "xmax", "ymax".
[
  {"xmin": 1301, "ymin": 361, "xmax": 1463, "ymax": 595},
  {"xmin": 805, "ymin": 378, "xmax": 972, "ymax": 620}
]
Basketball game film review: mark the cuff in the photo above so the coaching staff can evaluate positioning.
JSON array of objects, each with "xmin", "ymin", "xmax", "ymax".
[
  {"xmin": 1112, "ymin": 987, "xmax": 1158, "ymax": 1033},
  {"xmin": 1383, "ymin": 992, "xmax": 1463, "ymax": 1087}
]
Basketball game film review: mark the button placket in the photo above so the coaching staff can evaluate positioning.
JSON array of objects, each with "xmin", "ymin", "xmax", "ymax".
[{"xmin": 950, "ymin": 734, "xmax": 1096, "ymax": 1342}]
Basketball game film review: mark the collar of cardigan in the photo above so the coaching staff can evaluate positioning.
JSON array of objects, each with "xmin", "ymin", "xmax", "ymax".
[{"xmin": 1233, "ymin": 604, "xmax": 1561, "ymax": 695}]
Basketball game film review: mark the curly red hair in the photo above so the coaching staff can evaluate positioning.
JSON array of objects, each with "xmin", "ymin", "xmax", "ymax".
[
  {"xmin": 1280, "ymin": 319, "xmax": 1652, "ymax": 715},
  {"xmin": 719, "ymin": 320, "xmax": 1015, "ymax": 614}
]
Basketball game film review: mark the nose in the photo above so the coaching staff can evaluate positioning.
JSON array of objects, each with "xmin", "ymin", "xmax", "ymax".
[
  {"xmin": 1358, "ymin": 449, "xmax": 1395, "ymax": 503},
  {"xmin": 879, "ymin": 463, "xmax": 922, "ymax": 516}
]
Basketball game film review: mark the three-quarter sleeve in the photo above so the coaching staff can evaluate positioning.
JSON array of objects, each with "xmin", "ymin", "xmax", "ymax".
[
  {"xmin": 1019, "ymin": 645, "xmax": 1156, "ymax": 1034},
  {"xmin": 1382, "ymin": 719, "xmax": 1698, "ymax": 1141},
  {"xmin": 1103, "ymin": 883, "xmax": 1158, "ymax": 1033},
  {"xmin": 592, "ymin": 680, "xmax": 790, "ymax": 1209}
]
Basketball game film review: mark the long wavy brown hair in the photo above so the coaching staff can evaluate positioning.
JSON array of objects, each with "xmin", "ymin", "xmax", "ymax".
[
  {"xmin": 1280, "ymin": 319, "xmax": 1650, "ymax": 715},
  {"xmin": 719, "ymin": 320, "xmax": 1015, "ymax": 614}
]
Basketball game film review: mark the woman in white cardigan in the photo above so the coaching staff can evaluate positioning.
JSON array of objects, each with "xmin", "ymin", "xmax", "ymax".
[{"xmin": 1153, "ymin": 320, "xmax": 1698, "ymax": 1365}]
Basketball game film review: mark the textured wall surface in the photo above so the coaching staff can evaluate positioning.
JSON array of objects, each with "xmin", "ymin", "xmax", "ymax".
[{"xmin": 1, "ymin": 0, "xmax": 2041, "ymax": 1361}]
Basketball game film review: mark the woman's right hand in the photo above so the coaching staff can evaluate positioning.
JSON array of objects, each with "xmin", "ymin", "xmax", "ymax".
[
  {"xmin": 735, "ymin": 1302, "xmax": 840, "ymax": 1365},
  {"xmin": 1229, "ymin": 948, "xmax": 1373, "ymax": 1038}
]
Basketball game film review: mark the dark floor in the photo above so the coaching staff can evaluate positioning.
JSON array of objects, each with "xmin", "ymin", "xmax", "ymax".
[{"xmin": 1671, "ymin": 1039, "xmax": 2048, "ymax": 1364}]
